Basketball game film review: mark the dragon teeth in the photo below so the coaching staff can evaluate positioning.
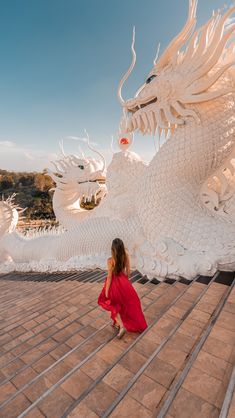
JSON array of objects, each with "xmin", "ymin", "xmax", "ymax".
[
  {"xmin": 136, "ymin": 114, "xmax": 142, "ymax": 130},
  {"xmin": 141, "ymin": 112, "xmax": 149, "ymax": 133},
  {"xmin": 132, "ymin": 116, "xmax": 138, "ymax": 129},
  {"xmin": 149, "ymin": 111, "xmax": 156, "ymax": 135}
]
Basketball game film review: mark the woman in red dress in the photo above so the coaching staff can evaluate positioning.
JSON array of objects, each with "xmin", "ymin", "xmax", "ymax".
[{"xmin": 98, "ymin": 238, "xmax": 148, "ymax": 338}]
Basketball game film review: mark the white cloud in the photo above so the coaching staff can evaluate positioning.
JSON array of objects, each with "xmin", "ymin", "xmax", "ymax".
[
  {"xmin": 0, "ymin": 140, "xmax": 15, "ymax": 148},
  {"xmin": 0, "ymin": 142, "xmax": 57, "ymax": 172},
  {"xmin": 24, "ymin": 152, "xmax": 35, "ymax": 160}
]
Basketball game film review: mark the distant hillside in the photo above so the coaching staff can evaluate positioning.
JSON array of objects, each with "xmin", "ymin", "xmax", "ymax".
[{"xmin": 0, "ymin": 169, "xmax": 55, "ymax": 220}]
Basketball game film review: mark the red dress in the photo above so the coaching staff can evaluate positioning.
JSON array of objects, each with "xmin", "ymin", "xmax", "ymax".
[{"xmin": 98, "ymin": 271, "xmax": 147, "ymax": 333}]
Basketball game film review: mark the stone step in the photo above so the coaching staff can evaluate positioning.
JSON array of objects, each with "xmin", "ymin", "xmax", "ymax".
[{"xmin": 0, "ymin": 271, "xmax": 233, "ymax": 418}]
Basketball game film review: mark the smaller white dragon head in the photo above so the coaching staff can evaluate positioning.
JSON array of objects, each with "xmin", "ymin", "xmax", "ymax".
[
  {"xmin": 48, "ymin": 134, "xmax": 107, "ymax": 204},
  {"xmin": 118, "ymin": 0, "xmax": 235, "ymax": 137}
]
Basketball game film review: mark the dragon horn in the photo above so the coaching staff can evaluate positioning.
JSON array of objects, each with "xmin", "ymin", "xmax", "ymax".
[
  {"xmin": 156, "ymin": 0, "xmax": 198, "ymax": 70},
  {"xmin": 153, "ymin": 43, "xmax": 161, "ymax": 65},
  {"xmin": 59, "ymin": 139, "xmax": 66, "ymax": 157},
  {"xmin": 84, "ymin": 129, "xmax": 106, "ymax": 171},
  {"xmin": 78, "ymin": 146, "xmax": 85, "ymax": 159},
  {"xmin": 110, "ymin": 135, "xmax": 115, "ymax": 153},
  {"xmin": 117, "ymin": 26, "xmax": 136, "ymax": 105}
]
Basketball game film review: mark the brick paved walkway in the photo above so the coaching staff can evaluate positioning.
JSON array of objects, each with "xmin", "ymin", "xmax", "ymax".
[{"xmin": 0, "ymin": 270, "xmax": 234, "ymax": 418}]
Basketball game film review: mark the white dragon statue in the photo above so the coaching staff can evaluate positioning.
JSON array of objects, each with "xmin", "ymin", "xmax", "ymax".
[
  {"xmin": 48, "ymin": 135, "xmax": 107, "ymax": 229},
  {"xmin": 1, "ymin": 0, "xmax": 235, "ymax": 280}
]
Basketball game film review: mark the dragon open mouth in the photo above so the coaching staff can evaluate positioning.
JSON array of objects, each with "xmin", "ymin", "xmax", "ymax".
[
  {"xmin": 78, "ymin": 178, "xmax": 105, "ymax": 185},
  {"xmin": 127, "ymin": 97, "xmax": 158, "ymax": 114}
]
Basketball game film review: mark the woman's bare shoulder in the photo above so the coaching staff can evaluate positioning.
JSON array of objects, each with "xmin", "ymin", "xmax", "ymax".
[
  {"xmin": 125, "ymin": 249, "xmax": 130, "ymax": 260},
  {"xmin": 107, "ymin": 257, "xmax": 114, "ymax": 266}
]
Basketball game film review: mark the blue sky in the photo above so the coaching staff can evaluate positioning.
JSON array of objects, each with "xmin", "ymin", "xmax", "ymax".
[{"xmin": 0, "ymin": 0, "xmax": 229, "ymax": 171}]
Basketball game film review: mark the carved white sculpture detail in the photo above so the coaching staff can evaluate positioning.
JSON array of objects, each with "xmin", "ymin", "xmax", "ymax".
[
  {"xmin": 0, "ymin": 0, "xmax": 235, "ymax": 280},
  {"xmin": 48, "ymin": 136, "xmax": 107, "ymax": 228}
]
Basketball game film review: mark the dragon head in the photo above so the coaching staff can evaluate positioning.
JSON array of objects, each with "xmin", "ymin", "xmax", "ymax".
[
  {"xmin": 48, "ymin": 135, "xmax": 107, "ymax": 204},
  {"xmin": 118, "ymin": 0, "xmax": 235, "ymax": 138}
]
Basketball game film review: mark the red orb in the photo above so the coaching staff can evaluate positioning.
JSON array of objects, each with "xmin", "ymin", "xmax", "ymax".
[{"xmin": 120, "ymin": 137, "xmax": 129, "ymax": 145}]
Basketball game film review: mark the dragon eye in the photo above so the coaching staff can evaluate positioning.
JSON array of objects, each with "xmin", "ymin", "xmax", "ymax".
[
  {"xmin": 78, "ymin": 165, "xmax": 84, "ymax": 170},
  {"xmin": 146, "ymin": 74, "xmax": 157, "ymax": 84}
]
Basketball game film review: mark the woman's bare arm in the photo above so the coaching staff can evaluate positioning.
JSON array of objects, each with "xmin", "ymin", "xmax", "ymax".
[
  {"xmin": 105, "ymin": 258, "xmax": 113, "ymax": 298},
  {"xmin": 126, "ymin": 252, "xmax": 131, "ymax": 278}
]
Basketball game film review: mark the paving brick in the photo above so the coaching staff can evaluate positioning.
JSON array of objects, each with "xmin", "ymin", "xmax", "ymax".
[
  {"xmin": 11, "ymin": 366, "xmax": 38, "ymax": 389},
  {"xmin": 134, "ymin": 334, "xmax": 159, "ymax": 357},
  {"xmin": 37, "ymin": 339, "xmax": 56, "ymax": 353},
  {"xmin": 97, "ymin": 342, "xmax": 123, "ymax": 364},
  {"xmin": 216, "ymin": 311, "xmax": 235, "ymax": 332},
  {"xmin": 45, "ymin": 361, "xmax": 72, "ymax": 384},
  {"xmin": 157, "ymin": 342, "xmax": 187, "ymax": 369},
  {"xmin": 109, "ymin": 396, "xmax": 152, "ymax": 418},
  {"xmin": 24, "ymin": 320, "xmax": 39, "ymax": 330},
  {"xmin": 38, "ymin": 387, "xmax": 74, "ymax": 418},
  {"xmin": 202, "ymin": 336, "xmax": 233, "ymax": 363},
  {"xmin": 32, "ymin": 354, "xmax": 55, "ymax": 373},
  {"xmin": 187, "ymin": 309, "xmax": 211, "ymax": 324},
  {"xmin": 210, "ymin": 325, "xmax": 235, "ymax": 346},
  {"xmin": 23, "ymin": 407, "xmax": 45, "ymax": 418},
  {"xmin": 23, "ymin": 377, "xmax": 53, "ymax": 402},
  {"xmin": 2, "ymin": 338, "xmax": 22, "ymax": 351},
  {"xmin": 151, "ymin": 315, "xmax": 179, "ymax": 336},
  {"xmin": 194, "ymin": 350, "xmax": 231, "ymax": 381},
  {"xmin": 144, "ymin": 357, "xmax": 178, "ymax": 388},
  {"xmin": 82, "ymin": 381, "xmax": 118, "ymax": 416},
  {"xmin": 103, "ymin": 364, "xmax": 134, "ymax": 392},
  {"xmin": 9, "ymin": 326, "xmax": 27, "ymax": 338},
  {"xmin": 120, "ymin": 350, "xmax": 147, "ymax": 374},
  {"xmin": 196, "ymin": 301, "xmax": 217, "ymax": 314},
  {"xmin": 178, "ymin": 319, "xmax": 202, "ymax": 339},
  {"xmin": 67, "ymin": 402, "xmax": 99, "ymax": 417},
  {"xmin": 66, "ymin": 333, "xmax": 85, "ymax": 348},
  {"xmin": 168, "ymin": 388, "xmax": 220, "ymax": 418},
  {"xmin": 224, "ymin": 301, "xmax": 235, "ymax": 316},
  {"xmin": 0, "ymin": 393, "xmax": 31, "ymax": 418},
  {"xmin": 0, "ymin": 333, "xmax": 12, "ymax": 345},
  {"xmin": 81, "ymin": 354, "xmax": 110, "ymax": 379},
  {"xmin": 79, "ymin": 325, "xmax": 98, "ymax": 339},
  {"xmin": 20, "ymin": 347, "xmax": 44, "ymax": 364},
  {"xmin": 61, "ymin": 369, "xmax": 92, "ymax": 398},
  {"xmin": 183, "ymin": 367, "xmax": 226, "ymax": 409},
  {"xmin": 129, "ymin": 374, "xmax": 166, "ymax": 411},
  {"xmin": 1, "ymin": 358, "xmax": 25, "ymax": 379},
  {"xmin": 168, "ymin": 331, "xmax": 196, "ymax": 353},
  {"xmin": 0, "ymin": 381, "xmax": 17, "ymax": 404}
]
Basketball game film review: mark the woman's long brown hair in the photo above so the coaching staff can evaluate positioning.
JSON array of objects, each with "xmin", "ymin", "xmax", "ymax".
[{"xmin": 111, "ymin": 238, "xmax": 127, "ymax": 275}]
